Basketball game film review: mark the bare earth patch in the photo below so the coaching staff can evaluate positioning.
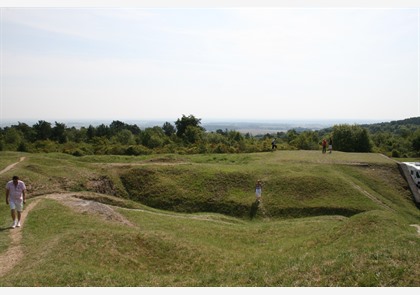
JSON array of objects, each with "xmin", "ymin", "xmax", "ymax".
[
  {"xmin": 44, "ymin": 193, "xmax": 135, "ymax": 227},
  {"xmin": 410, "ymin": 224, "xmax": 420, "ymax": 236}
]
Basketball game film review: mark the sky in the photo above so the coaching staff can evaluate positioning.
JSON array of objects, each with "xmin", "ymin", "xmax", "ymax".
[{"xmin": 0, "ymin": 1, "xmax": 420, "ymax": 125}]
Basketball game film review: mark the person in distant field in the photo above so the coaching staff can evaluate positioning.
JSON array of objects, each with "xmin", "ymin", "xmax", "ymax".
[
  {"xmin": 255, "ymin": 180, "xmax": 262, "ymax": 203},
  {"xmin": 328, "ymin": 137, "xmax": 333, "ymax": 154},
  {"xmin": 322, "ymin": 138, "xmax": 327, "ymax": 154},
  {"xmin": 5, "ymin": 176, "xmax": 26, "ymax": 228},
  {"xmin": 271, "ymin": 139, "xmax": 277, "ymax": 150}
]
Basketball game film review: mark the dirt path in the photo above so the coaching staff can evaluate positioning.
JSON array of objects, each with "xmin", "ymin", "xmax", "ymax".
[
  {"xmin": 0, "ymin": 156, "xmax": 29, "ymax": 276},
  {"xmin": 0, "ymin": 157, "xmax": 26, "ymax": 175},
  {"xmin": 0, "ymin": 199, "xmax": 40, "ymax": 277}
]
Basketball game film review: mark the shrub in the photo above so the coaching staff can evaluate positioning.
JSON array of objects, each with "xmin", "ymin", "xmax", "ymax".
[
  {"xmin": 391, "ymin": 149, "xmax": 400, "ymax": 158},
  {"xmin": 125, "ymin": 145, "xmax": 152, "ymax": 156}
]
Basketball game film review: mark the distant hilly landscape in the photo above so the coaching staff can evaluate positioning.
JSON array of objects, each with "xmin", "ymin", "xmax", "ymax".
[{"xmin": 0, "ymin": 117, "xmax": 389, "ymax": 134}]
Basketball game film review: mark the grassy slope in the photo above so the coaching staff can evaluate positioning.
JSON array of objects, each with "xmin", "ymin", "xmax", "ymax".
[{"xmin": 0, "ymin": 151, "xmax": 419, "ymax": 286}]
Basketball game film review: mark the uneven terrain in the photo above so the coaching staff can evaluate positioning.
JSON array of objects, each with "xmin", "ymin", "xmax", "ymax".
[{"xmin": 0, "ymin": 151, "xmax": 419, "ymax": 286}]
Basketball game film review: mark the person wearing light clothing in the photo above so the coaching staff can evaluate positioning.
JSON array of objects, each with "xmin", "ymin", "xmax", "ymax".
[
  {"xmin": 255, "ymin": 180, "xmax": 262, "ymax": 203},
  {"xmin": 6, "ymin": 176, "xmax": 27, "ymax": 228}
]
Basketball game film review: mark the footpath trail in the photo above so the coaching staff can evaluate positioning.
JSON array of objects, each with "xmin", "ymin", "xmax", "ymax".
[
  {"xmin": 0, "ymin": 157, "xmax": 26, "ymax": 175},
  {"xmin": 0, "ymin": 156, "xmax": 31, "ymax": 277},
  {"xmin": 0, "ymin": 199, "xmax": 40, "ymax": 277}
]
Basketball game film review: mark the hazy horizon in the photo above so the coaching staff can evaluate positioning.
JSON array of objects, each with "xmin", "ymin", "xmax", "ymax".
[
  {"xmin": 1, "ymin": 4, "xmax": 419, "ymax": 124},
  {"xmin": 0, "ymin": 116, "xmax": 404, "ymax": 130}
]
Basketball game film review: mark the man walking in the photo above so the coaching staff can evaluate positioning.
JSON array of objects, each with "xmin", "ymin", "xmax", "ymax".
[{"xmin": 6, "ymin": 176, "xmax": 27, "ymax": 228}]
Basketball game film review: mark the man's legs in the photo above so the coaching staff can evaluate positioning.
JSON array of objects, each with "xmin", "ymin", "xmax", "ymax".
[
  {"xmin": 10, "ymin": 202, "xmax": 23, "ymax": 228},
  {"xmin": 11, "ymin": 209, "xmax": 16, "ymax": 222},
  {"xmin": 16, "ymin": 211, "xmax": 22, "ymax": 227},
  {"xmin": 11, "ymin": 209, "xmax": 17, "ymax": 228}
]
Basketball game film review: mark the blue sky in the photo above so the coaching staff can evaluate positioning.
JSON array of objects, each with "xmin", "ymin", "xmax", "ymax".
[{"xmin": 1, "ymin": 5, "xmax": 419, "ymax": 123}]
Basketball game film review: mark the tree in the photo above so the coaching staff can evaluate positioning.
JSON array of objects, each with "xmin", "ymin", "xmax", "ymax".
[
  {"xmin": 332, "ymin": 124, "xmax": 372, "ymax": 152},
  {"xmin": 141, "ymin": 127, "xmax": 166, "ymax": 148},
  {"xmin": 412, "ymin": 128, "xmax": 420, "ymax": 153},
  {"xmin": 33, "ymin": 120, "xmax": 52, "ymax": 140},
  {"xmin": 13, "ymin": 122, "xmax": 36, "ymax": 142},
  {"xmin": 110, "ymin": 120, "xmax": 127, "ymax": 135},
  {"xmin": 184, "ymin": 125, "xmax": 204, "ymax": 144},
  {"xmin": 286, "ymin": 129, "xmax": 298, "ymax": 143},
  {"xmin": 162, "ymin": 122, "xmax": 176, "ymax": 137},
  {"xmin": 86, "ymin": 125, "xmax": 96, "ymax": 140},
  {"xmin": 291, "ymin": 131, "xmax": 319, "ymax": 150},
  {"xmin": 4, "ymin": 128, "xmax": 22, "ymax": 148},
  {"xmin": 96, "ymin": 124, "xmax": 110, "ymax": 138},
  {"xmin": 175, "ymin": 114, "xmax": 204, "ymax": 138},
  {"xmin": 51, "ymin": 122, "xmax": 67, "ymax": 143},
  {"xmin": 353, "ymin": 127, "xmax": 372, "ymax": 152},
  {"xmin": 114, "ymin": 129, "xmax": 135, "ymax": 145},
  {"xmin": 126, "ymin": 124, "xmax": 141, "ymax": 135}
]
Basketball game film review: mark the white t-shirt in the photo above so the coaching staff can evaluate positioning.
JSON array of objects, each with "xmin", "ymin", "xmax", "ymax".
[{"xmin": 6, "ymin": 180, "xmax": 26, "ymax": 202}]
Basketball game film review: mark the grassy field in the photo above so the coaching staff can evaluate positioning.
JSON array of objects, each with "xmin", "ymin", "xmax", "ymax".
[{"xmin": 0, "ymin": 150, "xmax": 419, "ymax": 286}]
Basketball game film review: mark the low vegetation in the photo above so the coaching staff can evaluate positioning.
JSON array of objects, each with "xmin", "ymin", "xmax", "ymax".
[
  {"xmin": 1, "ymin": 115, "xmax": 420, "ymax": 157},
  {"xmin": 0, "ymin": 150, "xmax": 419, "ymax": 286}
]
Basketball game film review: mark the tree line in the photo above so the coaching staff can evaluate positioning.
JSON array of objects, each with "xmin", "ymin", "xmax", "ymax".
[{"xmin": 0, "ymin": 114, "xmax": 419, "ymax": 157}]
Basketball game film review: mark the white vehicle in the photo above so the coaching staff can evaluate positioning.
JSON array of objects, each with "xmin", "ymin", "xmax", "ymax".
[{"xmin": 404, "ymin": 162, "xmax": 420, "ymax": 188}]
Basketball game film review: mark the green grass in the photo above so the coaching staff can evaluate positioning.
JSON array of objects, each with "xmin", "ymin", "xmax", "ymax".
[{"xmin": 0, "ymin": 150, "xmax": 419, "ymax": 286}]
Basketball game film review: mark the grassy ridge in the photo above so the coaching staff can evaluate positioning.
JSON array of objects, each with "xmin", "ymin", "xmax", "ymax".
[
  {"xmin": 117, "ymin": 151, "xmax": 405, "ymax": 219},
  {"xmin": 0, "ymin": 151, "xmax": 419, "ymax": 286}
]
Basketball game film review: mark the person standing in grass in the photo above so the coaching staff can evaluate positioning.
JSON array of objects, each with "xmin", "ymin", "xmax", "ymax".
[
  {"xmin": 255, "ymin": 180, "xmax": 262, "ymax": 203},
  {"xmin": 322, "ymin": 138, "xmax": 327, "ymax": 154},
  {"xmin": 5, "ymin": 176, "xmax": 27, "ymax": 228}
]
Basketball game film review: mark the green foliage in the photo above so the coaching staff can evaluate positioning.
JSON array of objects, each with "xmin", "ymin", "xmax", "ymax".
[
  {"xmin": 290, "ymin": 131, "xmax": 319, "ymax": 150},
  {"xmin": 33, "ymin": 120, "xmax": 52, "ymax": 140},
  {"xmin": 162, "ymin": 121, "xmax": 176, "ymax": 137},
  {"xmin": 412, "ymin": 128, "xmax": 420, "ymax": 153},
  {"xmin": 175, "ymin": 114, "xmax": 204, "ymax": 138},
  {"xmin": 51, "ymin": 122, "xmax": 67, "ymax": 144},
  {"xmin": 3, "ymin": 128, "xmax": 23, "ymax": 150},
  {"xmin": 1, "ymin": 115, "xmax": 420, "ymax": 157},
  {"xmin": 333, "ymin": 124, "xmax": 372, "ymax": 152},
  {"xmin": 140, "ymin": 127, "xmax": 167, "ymax": 148}
]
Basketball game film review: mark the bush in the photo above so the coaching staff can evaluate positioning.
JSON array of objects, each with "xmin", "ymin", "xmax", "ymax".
[
  {"xmin": 333, "ymin": 124, "xmax": 372, "ymax": 152},
  {"xmin": 125, "ymin": 145, "xmax": 152, "ymax": 156},
  {"xmin": 391, "ymin": 149, "xmax": 400, "ymax": 158}
]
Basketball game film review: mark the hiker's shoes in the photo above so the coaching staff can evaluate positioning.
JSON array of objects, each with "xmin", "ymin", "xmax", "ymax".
[{"xmin": 10, "ymin": 220, "xmax": 21, "ymax": 228}]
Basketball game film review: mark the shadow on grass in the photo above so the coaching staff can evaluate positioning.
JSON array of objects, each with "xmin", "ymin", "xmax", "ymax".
[
  {"xmin": 250, "ymin": 200, "xmax": 260, "ymax": 220},
  {"xmin": 249, "ymin": 202, "xmax": 363, "ymax": 220}
]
